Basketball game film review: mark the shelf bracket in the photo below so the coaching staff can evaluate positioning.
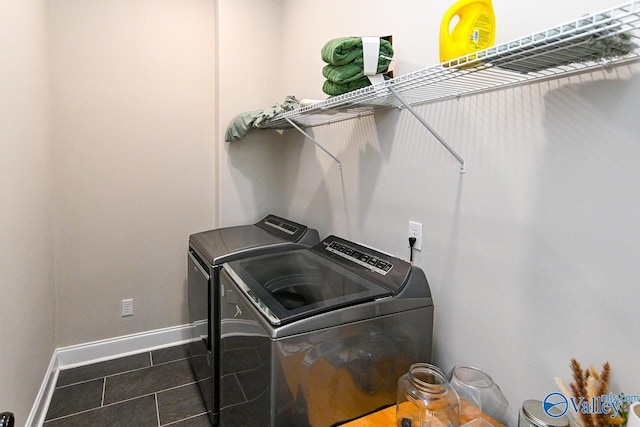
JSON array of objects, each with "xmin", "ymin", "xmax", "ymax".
[
  {"xmin": 285, "ymin": 117, "xmax": 342, "ymax": 169},
  {"xmin": 388, "ymin": 87, "xmax": 466, "ymax": 174}
]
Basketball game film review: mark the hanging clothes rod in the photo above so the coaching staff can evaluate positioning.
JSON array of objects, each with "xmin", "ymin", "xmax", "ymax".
[
  {"xmin": 388, "ymin": 86, "xmax": 466, "ymax": 173},
  {"xmin": 285, "ymin": 117, "xmax": 342, "ymax": 168}
]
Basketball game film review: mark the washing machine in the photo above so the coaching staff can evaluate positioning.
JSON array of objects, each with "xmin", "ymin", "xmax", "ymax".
[
  {"xmin": 187, "ymin": 214, "xmax": 320, "ymax": 424},
  {"xmin": 216, "ymin": 235, "xmax": 434, "ymax": 426}
]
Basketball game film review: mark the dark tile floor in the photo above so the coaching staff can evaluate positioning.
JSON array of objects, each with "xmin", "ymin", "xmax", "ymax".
[{"xmin": 44, "ymin": 343, "xmax": 212, "ymax": 426}]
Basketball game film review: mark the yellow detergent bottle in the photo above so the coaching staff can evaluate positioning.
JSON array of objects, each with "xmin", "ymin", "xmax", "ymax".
[{"xmin": 439, "ymin": 0, "xmax": 496, "ymax": 63}]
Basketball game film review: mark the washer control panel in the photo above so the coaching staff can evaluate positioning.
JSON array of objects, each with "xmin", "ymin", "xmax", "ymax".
[{"xmin": 325, "ymin": 240, "xmax": 393, "ymax": 276}]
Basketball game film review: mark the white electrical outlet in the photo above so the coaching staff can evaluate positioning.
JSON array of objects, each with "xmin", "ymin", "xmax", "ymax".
[
  {"xmin": 408, "ymin": 221, "xmax": 423, "ymax": 251},
  {"xmin": 122, "ymin": 299, "xmax": 134, "ymax": 317}
]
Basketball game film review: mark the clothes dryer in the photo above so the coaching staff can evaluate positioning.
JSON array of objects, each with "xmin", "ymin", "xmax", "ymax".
[{"xmin": 187, "ymin": 215, "xmax": 319, "ymax": 424}]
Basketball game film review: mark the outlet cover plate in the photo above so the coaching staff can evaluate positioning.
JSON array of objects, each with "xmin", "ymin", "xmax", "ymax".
[
  {"xmin": 122, "ymin": 299, "xmax": 134, "ymax": 317},
  {"xmin": 408, "ymin": 221, "xmax": 423, "ymax": 251}
]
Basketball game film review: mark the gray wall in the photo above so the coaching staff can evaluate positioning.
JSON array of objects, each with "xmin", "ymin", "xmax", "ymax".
[
  {"xmin": 1, "ymin": 0, "xmax": 55, "ymax": 422},
  {"xmin": 216, "ymin": 0, "xmax": 288, "ymax": 226},
  {"xmin": 48, "ymin": 0, "xmax": 216, "ymax": 347}
]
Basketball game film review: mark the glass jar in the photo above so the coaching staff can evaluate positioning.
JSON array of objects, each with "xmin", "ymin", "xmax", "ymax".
[
  {"xmin": 448, "ymin": 366, "xmax": 509, "ymax": 424},
  {"xmin": 396, "ymin": 363, "xmax": 460, "ymax": 427}
]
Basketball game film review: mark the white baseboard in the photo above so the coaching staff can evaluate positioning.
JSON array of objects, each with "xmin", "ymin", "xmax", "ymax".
[
  {"xmin": 26, "ymin": 351, "xmax": 59, "ymax": 427},
  {"xmin": 27, "ymin": 324, "xmax": 193, "ymax": 427},
  {"xmin": 55, "ymin": 324, "xmax": 193, "ymax": 369}
]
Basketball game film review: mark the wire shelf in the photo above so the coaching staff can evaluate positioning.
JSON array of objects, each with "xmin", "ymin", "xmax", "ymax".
[{"xmin": 262, "ymin": 0, "xmax": 640, "ymax": 130}]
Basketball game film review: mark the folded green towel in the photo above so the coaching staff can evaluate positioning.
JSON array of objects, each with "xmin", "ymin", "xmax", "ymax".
[
  {"xmin": 321, "ymin": 36, "xmax": 394, "ymax": 67},
  {"xmin": 323, "ymin": 61, "xmax": 390, "ymax": 85},
  {"xmin": 322, "ymin": 75, "xmax": 390, "ymax": 97}
]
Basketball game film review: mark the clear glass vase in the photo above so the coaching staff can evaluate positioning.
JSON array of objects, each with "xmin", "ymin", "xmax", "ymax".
[{"xmin": 396, "ymin": 363, "xmax": 460, "ymax": 427}]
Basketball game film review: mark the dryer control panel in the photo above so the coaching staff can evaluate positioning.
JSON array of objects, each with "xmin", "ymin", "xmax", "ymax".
[{"xmin": 254, "ymin": 214, "xmax": 308, "ymax": 242}]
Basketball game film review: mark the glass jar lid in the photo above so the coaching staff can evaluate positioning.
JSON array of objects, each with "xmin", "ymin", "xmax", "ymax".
[{"xmin": 522, "ymin": 400, "xmax": 569, "ymax": 427}]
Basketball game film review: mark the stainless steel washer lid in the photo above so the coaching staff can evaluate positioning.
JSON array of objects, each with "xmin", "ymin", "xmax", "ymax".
[
  {"xmin": 224, "ymin": 235, "xmax": 426, "ymax": 326},
  {"xmin": 189, "ymin": 215, "xmax": 315, "ymax": 265},
  {"xmin": 226, "ymin": 249, "xmax": 392, "ymax": 325}
]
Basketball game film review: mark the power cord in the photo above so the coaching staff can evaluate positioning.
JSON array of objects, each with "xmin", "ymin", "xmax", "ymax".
[{"xmin": 408, "ymin": 236, "xmax": 417, "ymax": 264}]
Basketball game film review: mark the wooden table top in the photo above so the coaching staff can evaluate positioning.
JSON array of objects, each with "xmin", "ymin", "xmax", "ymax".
[{"xmin": 341, "ymin": 399, "xmax": 504, "ymax": 427}]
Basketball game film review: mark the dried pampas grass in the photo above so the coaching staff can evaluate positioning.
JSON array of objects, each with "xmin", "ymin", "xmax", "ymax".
[{"xmin": 556, "ymin": 359, "xmax": 623, "ymax": 427}]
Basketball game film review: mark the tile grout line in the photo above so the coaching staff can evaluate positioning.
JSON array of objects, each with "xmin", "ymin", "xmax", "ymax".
[
  {"xmin": 162, "ymin": 412, "xmax": 210, "ymax": 426},
  {"xmin": 155, "ymin": 393, "xmax": 161, "ymax": 427},
  {"xmin": 101, "ymin": 377, "xmax": 106, "ymax": 407}
]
